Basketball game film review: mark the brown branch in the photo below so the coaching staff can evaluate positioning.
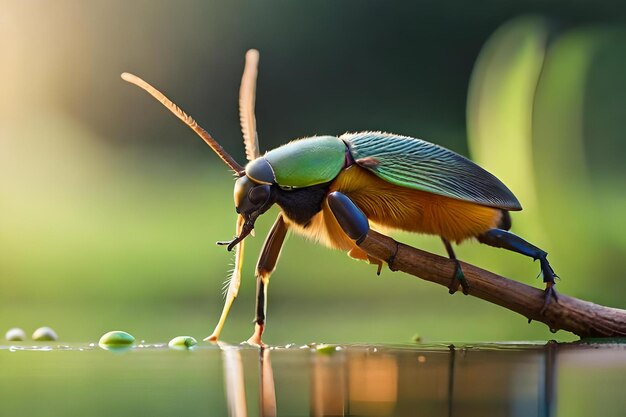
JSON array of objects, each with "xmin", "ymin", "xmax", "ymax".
[{"xmin": 358, "ymin": 230, "xmax": 626, "ymax": 338}]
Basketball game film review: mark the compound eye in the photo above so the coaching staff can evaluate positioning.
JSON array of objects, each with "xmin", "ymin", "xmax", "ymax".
[{"xmin": 248, "ymin": 185, "xmax": 270, "ymax": 205}]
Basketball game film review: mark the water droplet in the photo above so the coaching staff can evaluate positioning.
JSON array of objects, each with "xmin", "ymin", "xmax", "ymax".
[{"xmin": 32, "ymin": 327, "xmax": 58, "ymax": 341}]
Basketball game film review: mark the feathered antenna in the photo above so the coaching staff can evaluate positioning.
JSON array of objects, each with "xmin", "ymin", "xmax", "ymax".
[
  {"xmin": 239, "ymin": 49, "xmax": 261, "ymax": 161},
  {"xmin": 121, "ymin": 72, "xmax": 245, "ymax": 174}
]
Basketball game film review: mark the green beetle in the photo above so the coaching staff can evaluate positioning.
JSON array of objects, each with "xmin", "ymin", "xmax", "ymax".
[{"xmin": 123, "ymin": 49, "xmax": 558, "ymax": 346}]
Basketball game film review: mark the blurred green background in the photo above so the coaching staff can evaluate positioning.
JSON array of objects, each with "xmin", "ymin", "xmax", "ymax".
[{"xmin": 1, "ymin": 1, "xmax": 625, "ymax": 345}]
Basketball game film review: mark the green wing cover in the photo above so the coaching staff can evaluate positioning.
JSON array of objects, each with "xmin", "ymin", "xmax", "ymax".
[{"xmin": 342, "ymin": 132, "xmax": 522, "ymax": 210}]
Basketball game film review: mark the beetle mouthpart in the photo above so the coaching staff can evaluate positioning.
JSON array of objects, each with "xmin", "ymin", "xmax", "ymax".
[
  {"xmin": 216, "ymin": 213, "xmax": 259, "ymax": 251},
  {"xmin": 216, "ymin": 234, "xmax": 246, "ymax": 251}
]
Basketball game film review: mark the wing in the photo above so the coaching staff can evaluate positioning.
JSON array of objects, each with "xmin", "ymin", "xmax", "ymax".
[
  {"xmin": 239, "ymin": 49, "xmax": 261, "ymax": 161},
  {"xmin": 342, "ymin": 132, "xmax": 522, "ymax": 211}
]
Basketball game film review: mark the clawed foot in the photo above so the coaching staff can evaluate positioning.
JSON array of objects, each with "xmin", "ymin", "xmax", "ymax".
[
  {"xmin": 538, "ymin": 256, "xmax": 559, "ymax": 315},
  {"xmin": 540, "ymin": 282, "xmax": 559, "ymax": 315},
  {"xmin": 245, "ymin": 323, "xmax": 266, "ymax": 347},
  {"xmin": 448, "ymin": 260, "xmax": 469, "ymax": 295},
  {"xmin": 246, "ymin": 335, "xmax": 266, "ymax": 348},
  {"xmin": 204, "ymin": 333, "xmax": 219, "ymax": 343},
  {"xmin": 203, "ymin": 333, "xmax": 266, "ymax": 348},
  {"xmin": 539, "ymin": 257, "xmax": 558, "ymax": 282}
]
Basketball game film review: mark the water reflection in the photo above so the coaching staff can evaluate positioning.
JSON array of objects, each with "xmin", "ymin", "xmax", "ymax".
[
  {"xmin": 0, "ymin": 341, "xmax": 624, "ymax": 416},
  {"xmin": 260, "ymin": 348, "xmax": 277, "ymax": 417},
  {"xmin": 221, "ymin": 344, "xmax": 248, "ymax": 417},
  {"xmin": 219, "ymin": 343, "xmax": 575, "ymax": 417}
]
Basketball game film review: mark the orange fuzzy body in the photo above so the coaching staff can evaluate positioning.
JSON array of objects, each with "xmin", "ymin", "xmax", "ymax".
[{"xmin": 283, "ymin": 165, "xmax": 503, "ymax": 261}]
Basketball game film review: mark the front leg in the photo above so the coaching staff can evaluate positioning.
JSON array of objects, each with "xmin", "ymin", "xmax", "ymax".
[
  {"xmin": 206, "ymin": 214, "xmax": 246, "ymax": 342},
  {"xmin": 247, "ymin": 213, "xmax": 289, "ymax": 346}
]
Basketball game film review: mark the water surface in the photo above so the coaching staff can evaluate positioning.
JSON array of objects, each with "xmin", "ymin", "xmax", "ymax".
[{"xmin": 0, "ymin": 341, "xmax": 624, "ymax": 417}]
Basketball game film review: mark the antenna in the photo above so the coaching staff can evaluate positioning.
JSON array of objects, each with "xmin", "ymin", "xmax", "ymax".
[{"xmin": 121, "ymin": 72, "xmax": 244, "ymax": 174}]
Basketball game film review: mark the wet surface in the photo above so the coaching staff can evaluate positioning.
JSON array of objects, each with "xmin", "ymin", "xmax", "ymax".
[{"xmin": 0, "ymin": 341, "xmax": 624, "ymax": 417}]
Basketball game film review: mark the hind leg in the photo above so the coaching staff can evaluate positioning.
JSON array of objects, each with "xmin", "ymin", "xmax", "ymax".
[
  {"xmin": 442, "ymin": 239, "xmax": 469, "ymax": 295},
  {"xmin": 477, "ymin": 229, "xmax": 558, "ymax": 313}
]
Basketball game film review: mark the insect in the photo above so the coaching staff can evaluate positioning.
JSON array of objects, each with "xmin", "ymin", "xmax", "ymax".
[{"xmin": 122, "ymin": 49, "xmax": 558, "ymax": 346}]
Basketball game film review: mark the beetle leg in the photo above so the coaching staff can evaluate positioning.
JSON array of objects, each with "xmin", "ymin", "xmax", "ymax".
[
  {"xmin": 328, "ymin": 191, "xmax": 398, "ymax": 266},
  {"xmin": 328, "ymin": 192, "xmax": 400, "ymax": 274},
  {"xmin": 206, "ymin": 215, "xmax": 247, "ymax": 342},
  {"xmin": 477, "ymin": 228, "xmax": 559, "ymax": 314},
  {"xmin": 442, "ymin": 238, "xmax": 469, "ymax": 295},
  {"xmin": 247, "ymin": 213, "xmax": 289, "ymax": 347},
  {"xmin": 327, "ymin": 192, "xmax": 370, "ymax": 243}
]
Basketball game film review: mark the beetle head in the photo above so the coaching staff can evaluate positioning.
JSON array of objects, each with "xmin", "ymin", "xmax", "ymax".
[
  {"xmin": 218, "ymin": 175, "xmax": 276, "ymax": 251},
  {"xmin": 234, "ymin": 176, "xmax": 274, "ymax": 214}
]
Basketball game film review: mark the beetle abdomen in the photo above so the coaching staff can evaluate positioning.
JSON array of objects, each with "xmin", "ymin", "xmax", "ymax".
[{"xmin": 331, "ymin": 166, "xmax": 503, "ymax": 243}]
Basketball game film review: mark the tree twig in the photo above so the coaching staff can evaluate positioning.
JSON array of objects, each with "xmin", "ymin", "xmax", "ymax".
[{"xmin": 358, "ymin": 230, "xmax": 626, "ymax": 338}]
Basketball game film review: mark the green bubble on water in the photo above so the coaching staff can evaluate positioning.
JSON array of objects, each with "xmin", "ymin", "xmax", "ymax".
[
  {"xmin": 99, "ymin": 344, "xmax": 134, "ymax": 353},
  {"xmin": 5, "ymin": 328, "xmax": 26, "ymax": 341},
  {"xmin": 98, "ymin": 330, "xmax": 135, "ymax": 348},
  {"xmin": 315, "ymin": 344, "xmax": 338, "ymax": 355},
  {"xmin": 32, "ymin": 327, "xmax": 58, "ymax": 341},
  {"xmin": 168, "ymin": 336, "xmax": 197, "ymax": 349}
]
